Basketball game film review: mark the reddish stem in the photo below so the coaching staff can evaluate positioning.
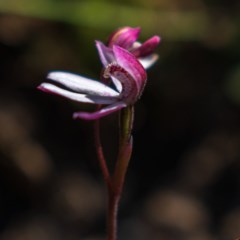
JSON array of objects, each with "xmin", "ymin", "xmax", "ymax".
[
  {"xmin": 107, "ymin": 192, "xmax": 120, "ymax": 240},
  {"xmin": 113, "ymin": 137, "xmax": 133, "ymax": 195},
  {"xmin": 94, "ymin": 104, "xmax": 133, "ymax": 240},
  {"xmin": 95, "ymin": 117, "xmax": 119, "ymax": 240},
  {"xmin": 94, "ymin": 118, "xmax": 111, "ymax": 188}
]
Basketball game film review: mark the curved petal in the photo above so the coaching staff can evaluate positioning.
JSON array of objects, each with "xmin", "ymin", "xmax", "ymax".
[
  {"xmin": 132, "ymin": 36, "xmax": 160, "ymax": 58},
  {"xmin": 139, "ymin": 54, "xmax": 159, "ymax": 69},
  {"xmin": 108, "ymin": 27, "xmax": 141, "ymax": 49},
  {"xmin": 95, "ymin": 42, "xmax": 124, "ymax": 93},
  {"xmin": 95, "ymin": 41, "xmax": 115, "ymax": 67},
  {"xmin": 47, "ymin": 71, "xmax": 119, "ymax": 97},
  {"xmin": 113, "ymin": 45, "xmax": 147, "ymax": 94},
  {"xmin": 38, "ymin": 83, "xmax": 119, "ymax": 104},
  {"xmin": 104, "ymin": 63, "xmax": 139, "ymax": 103},
  {"xmin": 73, "ymin": 102, "xmax": 126, "ymax": 120}
]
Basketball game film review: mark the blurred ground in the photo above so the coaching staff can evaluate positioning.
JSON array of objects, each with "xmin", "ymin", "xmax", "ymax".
[{"xmin": 0, "ymin": 0, "xmax": 240, "ymax": 239}]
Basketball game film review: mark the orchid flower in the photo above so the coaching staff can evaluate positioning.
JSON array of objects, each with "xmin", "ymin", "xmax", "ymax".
[
  {"xmin": 38, "ymin": 45, "xmax": 146, "ymax": 120},
  {"xmin": 107, "ymin": 26, "xmax": 161, "ymax": 69},
  {"xmin": 96, "ymin": 27, "xmax": 160, "ymax": 92},
  {"xmin": 38, "ymin": 27, "xmax": 160, "ymax": 240}
]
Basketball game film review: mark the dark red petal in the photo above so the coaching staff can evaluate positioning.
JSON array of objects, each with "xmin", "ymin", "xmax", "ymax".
[
  {"xmin": 132, "ymin": 36, "xmax": 160, "ymax": 58},
  {"xmin": 108, "ymin": 27, "xmax": 141, "ymax": 49},
  {"xmin": 104, "ymin": 63, "xmax": 139, "ymax": 103},
  {"xmin": 113, "ymin": 45, "xmax": 147, "ymax": 95}
]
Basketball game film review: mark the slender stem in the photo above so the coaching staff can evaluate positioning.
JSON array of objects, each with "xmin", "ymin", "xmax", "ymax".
[
  {"xmin": 119, "ymin": 106, "xmax": 134, "ymax": 145},
  {"xmin": 107, "ymin": 191, "xmax": 120, "ymax": 240},
  {"xmin": 106, "ymin": 106, "xmax": 134, "ymax": 240},
  {"xmin": 94, "ymin": 109, "xmax": 118, "ymax": 240},
  {"xmin": 113, "ymin": 138, "xmax": 133, "ymax": 195},
  {"xmin": 94, "ymin": 102, "xmax": 134, "ymax": 240},
  {"xmin": 113, "ymin": 106, "xmax": 134, "ymax": 194},
  {"xmin": 94, "ymin": 117, "xmax": 111, "ymax": 188}
]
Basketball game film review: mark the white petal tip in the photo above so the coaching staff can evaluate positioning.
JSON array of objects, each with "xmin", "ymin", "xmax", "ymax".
[{"xmin": 37, "ymin": 83, "xmax": 49, "ymax": 92}]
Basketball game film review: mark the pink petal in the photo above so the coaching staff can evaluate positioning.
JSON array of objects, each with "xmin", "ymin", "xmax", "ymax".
[
  {"xmin": 132, "ymin": 36, "xmax": 160, "ymax": 58},
  {"xmin": 47, "ymin": 71, "xmax": 119, "ymax": 97},
  {"xmin": 73, "ymin": 102, "xmax": 127, "ymax": 120},
  {"xmin": 38, "ymin": 83, "xmax": 118, "ymax": 104},
  {"xmin": 95, "ymin": 42, "xmax": 123, "ymax": 92},
  {"xmin": 104, "ymin": 63, "xmax": 139, "ymax": 103},
  {"xmin": 108, "ymin": 27, "xmax": 141, "ymax": 49},
  {"xmin": 113, "ymin": 45, "xmax": 147, "ymax": 94},
  {"xmin": 95, "ymin": 41, "xmax": 115, "ymax": 67}
]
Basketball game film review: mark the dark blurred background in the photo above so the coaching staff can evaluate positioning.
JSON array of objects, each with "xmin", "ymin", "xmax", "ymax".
[{"xmin": 0, "ymin": 0, "xmax": 240, "ymax": 239}]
